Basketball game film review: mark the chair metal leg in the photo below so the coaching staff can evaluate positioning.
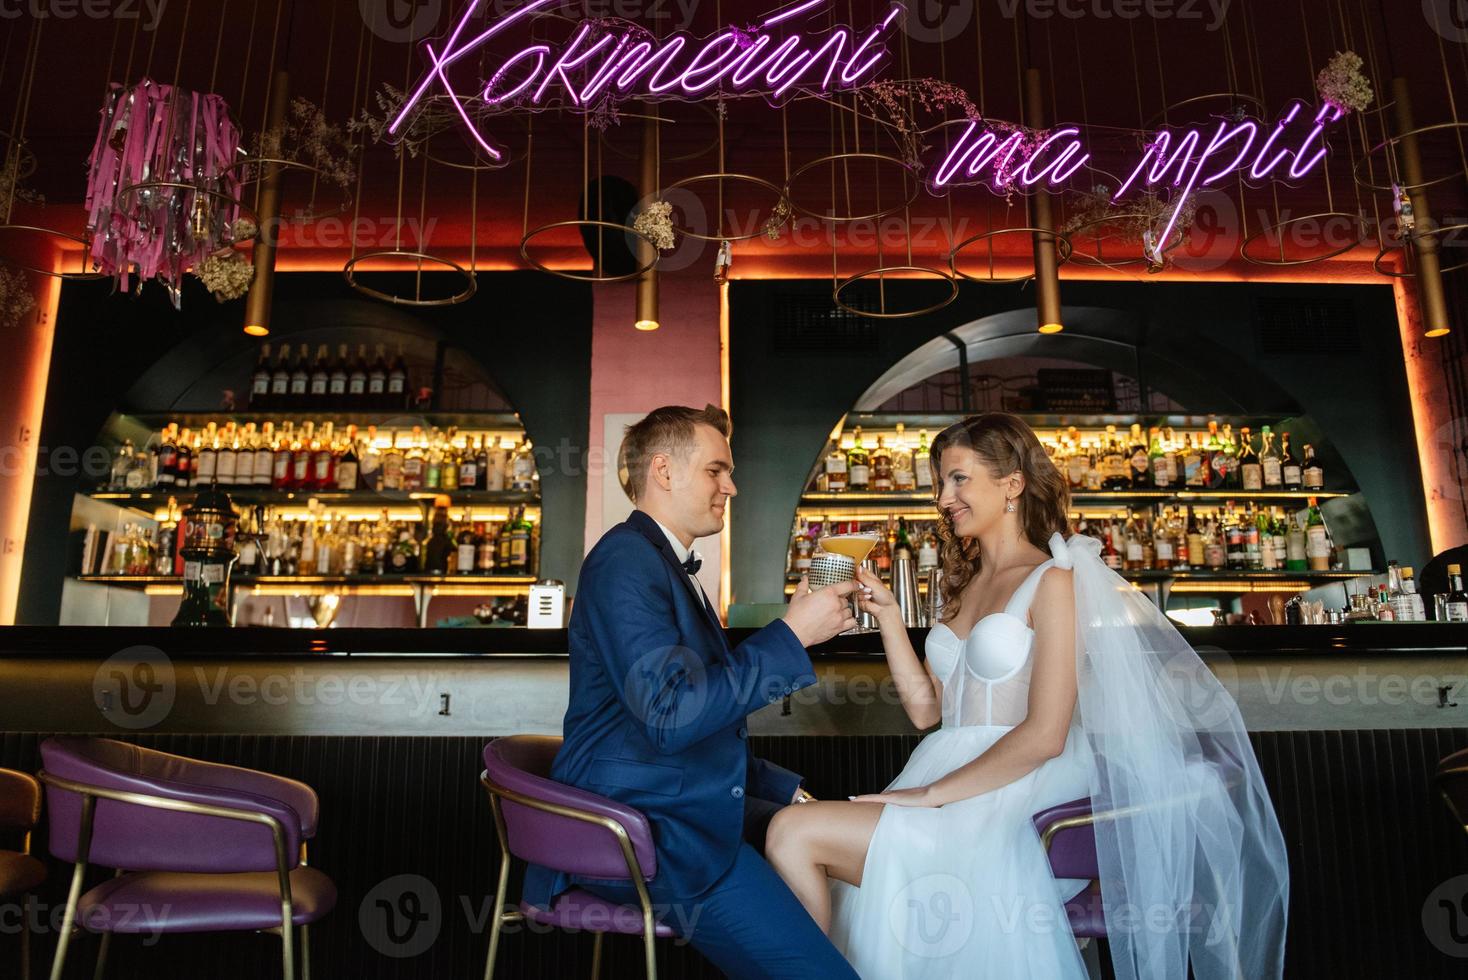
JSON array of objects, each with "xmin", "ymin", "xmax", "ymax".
[
  {"xmin": 92, "ymin": 931, "xmax": 112, "ymax": 980},
  {"xmin": 642, "ymin": 930, "xmax": 657, "ymax": 980},
  {"xmin": 52, "ymin": 795, "xmax": 97, "ymax": 980},
  {"xmin": 301, "ymin": 923, "xmax": 311, "ymax": 980},
  {"xmin": 482, "ymin": 853, "xmax": 512, "ymax": 980},
  {"xmin": 21, "ymin": 893, "xmax": 32, "ymax": 980},
  {"xmin": 281, "ymin": 925, "xmax": 295, "ymax": 980},
  {"xmin": 590, "ymin": 931, "xmax": 603, "ymax": 980}
]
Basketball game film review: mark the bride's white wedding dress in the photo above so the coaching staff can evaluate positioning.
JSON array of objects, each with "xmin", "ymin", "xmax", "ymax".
[{"xmin": 829, "ymin": 534, "xmax": 1094, "ymax": 978}]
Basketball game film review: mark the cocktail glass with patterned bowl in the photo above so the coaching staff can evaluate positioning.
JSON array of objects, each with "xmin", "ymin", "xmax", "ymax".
[{"xmin": 811, "ymin": 532, "xmax": 881, "ymax": 634}]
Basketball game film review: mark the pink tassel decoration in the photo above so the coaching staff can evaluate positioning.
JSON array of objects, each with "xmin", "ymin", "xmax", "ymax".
[{"xmin": 85, "ymin": 79, "xmax": 246, "ymax": 307}]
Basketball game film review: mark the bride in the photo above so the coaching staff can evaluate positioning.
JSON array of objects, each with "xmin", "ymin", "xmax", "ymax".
[{"xmin": 765, "ymin": 413, "xmax": 1289, "ymax": 978}]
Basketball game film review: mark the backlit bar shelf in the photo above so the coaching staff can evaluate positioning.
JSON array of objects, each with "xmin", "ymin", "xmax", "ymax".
[
  {"xmin": 799, "ymin": 490, "xmax": 1352, "ymax": 511},
  {"xmin": 74, "ymin": 574, "xmax": 538, "ymax": 597},
  {"xmin": 783, "ymin": 568, "xmax": 1377, "ymax": 596},
  {"xmin": 88, "ymin": 489, "xmax": 540, "ymax": 511}
]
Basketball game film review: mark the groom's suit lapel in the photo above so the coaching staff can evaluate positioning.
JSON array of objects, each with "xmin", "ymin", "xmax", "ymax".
[{"xmin": 626, "ymin": 510, "xmax": 729, "ymax": 650}]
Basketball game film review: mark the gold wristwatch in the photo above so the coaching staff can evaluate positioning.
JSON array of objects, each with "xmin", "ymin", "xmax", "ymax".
[{"xmin": 794, "ymin": 787, "xmax": 816, "ymax": 804}]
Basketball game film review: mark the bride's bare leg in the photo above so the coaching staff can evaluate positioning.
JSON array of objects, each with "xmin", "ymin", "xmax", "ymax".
[{"xmin": 765, "ymin": 801, "xmax": 885, "ymax": 932}]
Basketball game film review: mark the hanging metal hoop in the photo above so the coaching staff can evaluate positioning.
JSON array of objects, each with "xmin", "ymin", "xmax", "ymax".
[
  {"xmin": 1145, "ymin": 92, "xmax": 1265, "ymax": 128},
  {"xmin": 342, "ymin": 250, "xmax": 477, "ymax": 306},
  {"xmin": 833, "ymin": 265, "xmax": 959, "ymax": 319},
  {"xmin": 1239, "ymin": 211, "xmax": 1370, "ymax": 266},
  {"xmin": 1063, "ymin": 212, "xmax": 1183, "ymax": 271},
  {"xmin": 226, "ymin": 156, "xmax": 355, "ymax": 222},
  {"xmin": 663, "ymin": 172, "xmax": 790, "ymax": 242},
  {"xmin": 0, "ymin": 129, "xmax": 38, "ymax": 181},
  {"xmin": 786, "ymin": 151, "xmax": 921, "ymax": 222},
  {"xmin": 1354, "ymin": 122, "xmax": 1468, "ymax": 193},
  {"xmin": 1371, "ymin": 222, "xmax": 1468, "ymax": 278},
  {"xmin": 420, "ymin": 97, "xmax": 528, "ymax": 171},
  {"xmin": 519, "ymin": 219, "xmax": 659, "ymax": 283},
  {"xmin": 114, "ymin": 181, "xmax": 260, "ymax": 240},
  {"xmin": 594, "ymin": 104, "xmax": 722, "ymax": 164},
  {"xmin": 0, "ymin": 225, "xmax": 106, "ymax": 279},
  {"xmin": 949, "ymin": 226, "xmax": 1074, "ymax": 283}
]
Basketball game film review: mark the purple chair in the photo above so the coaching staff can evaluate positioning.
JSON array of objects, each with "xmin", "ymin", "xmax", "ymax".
[
  {"xmin": 0, "ymin": 768, "xmax": 46, "ymax": 980},
  {"xmin": 480, "ymin": 735, "xmax": 674, "ymax": 980},
  {"xmin": 1437, "ymin": 746, "xmax": 1468, "ymax": 836},
  {"xmin": 36, "ymin": 737, "xmax": 336, "ymax": 980}
]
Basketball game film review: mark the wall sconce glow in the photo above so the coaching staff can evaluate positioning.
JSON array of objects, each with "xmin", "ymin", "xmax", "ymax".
[{"xmin": 388, "ymin": 0, "xmax": 901, "ymax": 158}]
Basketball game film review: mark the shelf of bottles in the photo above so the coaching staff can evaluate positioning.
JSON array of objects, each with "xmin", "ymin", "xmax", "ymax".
[
  {"xmin": 789, "ymin": 413, "xmax": 1374, "ymax": 598},
  {"xmin": 74, "ymin": 342, "xmax": 546, "ymax": 600}
]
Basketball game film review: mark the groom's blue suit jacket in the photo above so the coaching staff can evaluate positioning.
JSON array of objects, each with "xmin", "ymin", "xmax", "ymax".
[{"xmin": 523, "ymin": 509, "xmax": 817, "ymax": 907}]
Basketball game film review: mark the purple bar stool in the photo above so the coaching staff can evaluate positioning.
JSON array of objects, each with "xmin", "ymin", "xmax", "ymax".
[
  {"xmin": 36, "ymin": 737, "xmax": 336, "ymax": 980},
  {"xmin": 1437, "ymin": 746, "xmax": 1468, "ymax": 836},
  {"xmin": 0, "ymin": 768, "xmax": 46, "ymax": 980},
  {"xmin": 480, "ymin": 735, "xmax": 674, "ymax": 980}
]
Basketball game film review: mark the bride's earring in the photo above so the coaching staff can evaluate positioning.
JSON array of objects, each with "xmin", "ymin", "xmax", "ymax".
[{"xmin": 1004, "ymin": 498, "xmax": 1016, "ymax": 513}]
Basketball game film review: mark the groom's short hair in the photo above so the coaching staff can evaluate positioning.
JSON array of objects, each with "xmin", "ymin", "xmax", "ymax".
[{"xmin": 619, "ymin": 404, "xmax": 731, "ymax": 503}]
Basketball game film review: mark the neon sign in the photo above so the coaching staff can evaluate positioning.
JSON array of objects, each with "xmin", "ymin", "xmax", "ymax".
[
  {"xmin": 388, "ymin": 0, "xmax": 903, "ymax": 160},
  {"xmin": 389, "ymin": 0, "xmax": 1345, "ymax": 237}
]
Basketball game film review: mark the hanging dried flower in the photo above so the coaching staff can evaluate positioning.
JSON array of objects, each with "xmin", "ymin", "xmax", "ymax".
[
  {"xmin": 857, "ymin": 79, "xmax": 982, "ymax": 169},
  {"xmin": 251, "ymin": 98, "xmax": 357, "ymax": 188},
  {"xmin": 632, "ymin": 199, "xmax": 677, "ymax": 251},
  {"xmin": 0, "ymin": 267, "xmax": 36, "ymax": 327},
  {"xmin": 1063, "ymin": 183, "xmax": 1199, "ymax": 271},
  {"xmin": 1316, "ymin": 51, "xmax": 1374, "ymax": 114},
  {"xmin": 194, "ymin": 250, "xmax": 255, "ymax": 302},
  {"xmin": 0, "ymin": 166, "xmax": 43, "ymax": 220}
]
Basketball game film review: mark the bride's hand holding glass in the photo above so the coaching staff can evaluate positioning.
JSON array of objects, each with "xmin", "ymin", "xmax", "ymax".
[{"xmin": 855, "ymin": 566, "xmax": 898, "ymax": 623}]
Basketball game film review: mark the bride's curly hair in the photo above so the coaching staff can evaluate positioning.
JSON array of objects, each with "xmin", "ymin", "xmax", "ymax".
[{"xmin": 931, "ymin": 413, "xmax": 1071, "ymax": 622}]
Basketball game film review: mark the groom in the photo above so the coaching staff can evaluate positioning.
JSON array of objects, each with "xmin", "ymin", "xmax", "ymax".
[{"xmin": 523, "ymin": 404, "xmax": 861, "ymax": 978}]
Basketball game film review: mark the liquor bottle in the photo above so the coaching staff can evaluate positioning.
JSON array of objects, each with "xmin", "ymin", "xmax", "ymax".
[
  {"xmin": 358, "ymin": 425, "xmax": 382, "ymax": 491},
  {"xmin": 475, "ymin": 435, "xmax": 490, "ymax": 492},
  {"xmin": 1219, "ymin": 424, "xmax": 1240, "ymax": 489},
  {"xmin": 155, "ymin": 426, "xmax": 178, "ymax": 488},
  {"xmin": 871, "ymin": 436, "xmax": 893, "ymax": 492},
  {"xmin": 1285, "ymin": 511, "xmax": 1307, "ymax": 571},
  {"xmin": 329, "ymin": 344, "xmax": 350, "ymax": 407},
  {"xmin": 1162, "ymin": 428, "xmax": 1180, "ymax": 490},
  {"xmin": 308, "ymin": 345, "xmax": 330, "ymax": 404},
  {"xmin": 423, "ymin": 499, "xmax": 454, "ymax": 573},
  {"xmin": 1152, "ymin": 509, "xmax": 1174, "ymax": 570},
  {"xmin": 476, "ymin": 521, "xmax": 496, "ymax": 572},
  {"xmin": 510, "ymin": 439, "xmax": 537, "ymax": 493},
  {"xmin": 337, "ymin": 424, "xmax": 360, "ymax": 491},
  {"xmin": 347, "ymin": 344, "xmax": 369, "ymax": 409},
  {"xmin": 1224, "ymin": 505, "xmax": 1246, "ymax": 570},
  {"xmin": 269, "ymin": 345, "xmax": 292, "ymax": 407},
  {"xmin": 442, "ymin": 430, "xmax": 460, "ymax": 491},
  {"xmin": 847, "ymin": 427, "xmax": 871, "ymax": 491},
  {"xmin": 174, "ymin": 429, "xmax": 193, "ymax": 489},
  {"xmin": 217, "ymin": 424, "xmax": 239, "ymax": 487},
  {"xmin": 250, "ymin": 343, "xmax": 273, "ymax": 410},
  {"xmin": 254, "ymin": 422, "xmax": 275, "ymax": 486},
  {"xmin": 1122, "ymin": 513, "xmax": 1144, "ymax": 571},
  {"xmin": 789, "ymin": 518, "xmax": 814, "ymax": 575},
  {"xmin": 1445, "ymin": 564, "xmax": 1468, "ymax": 622},
  {"xmin": 1101, "ymin": 522, "xmax": 1123, "ymax": 570},
  {"xmin": 892, "ymin": 423, "xmax": 915, "ymax": 492},
  {"xmin": 1238, "ymin": 427, "xmax": 1261, "ymax": 491},
  {"xmin": 1065, "ymin": 427, "xmax": 1085, "ymax": 490},
  {"xmin": 917, "ymin": 526, "xmax": 939, "ymax": 572},
  {"xmin": 509, "ymin": 506, "xmax": 532, "ymax": 574},
  {"xmin": 914, "ymin": 429, "xmax": 932, "ymax": 491},
  {"xmin": 1280, "ymin": 433, "xmax": 1301, "ymax": 491},
  {"xmin": 1181, "ymin": 433, "xmax": 1204, "ymax": 488},
  {"xmin": 289, "ymin": 344, "xmax": 311, "ymax": 409},
  {"xmin": 402, "ymin": 427, "xmax": 426, "ymax": 491},
  {"xmin": 1259, "ymin": 426, "xmax": 1282, "ymax": 489},
  {"xmin": 236, "ymin": 424, "xmax": 257, "ymax": 487},
  {"xmin": 825, "ymin": 437, "xmax": 849, "ymax": 492},
  {"xmin": 457, "ymin": 511, "xmax": 479, "ymax": 574},
  {"xmin": 1399, "ymin": 566, "xmax": 1428, "ymax": 621},
  {"xmin": 291, "ymin": 421, "xmax": 315, "ymax": 490},
  {"xmin": 486, "ymin": 438, "xmax": 507, "ymax": 492},
  {"xmin": 388, "ymin": 527, "xmax": 420, "ymax": 573},
  {"xmin": 197, "ymin": 423, "xmax": 219, "ymax": 486},
  {"xmin": 1127, "ymin": 423, "xmax": 1149, "ymax": 489},
  {"xmin": 1185, "ymin": 509, "xmax": 1205, "ymax": 568},
  {"xmin": 368, "ymin": 344, "xmax": 389, "ymax": 409},
  {"xmin": 459, "ymin": 435, "xmax": 480, "ymax": 491},
  {"xmin": 425, "ymin": 429, "xmax": 444, "ymax": 490},
  {"xmin": 387, "ymin": 344, "xmax": 409, "ymax": 410},
  {"xmin": 1102, "ymin": 426, "xmax": 1128, "ymax": 491},
  {"xmin": 1149, "ymin": 428, "xmax": 1169, "ymax": 489},
  {"xmin": 1305, "ymin": 497, "xmax": 1331, "ymax": 571},
  {"xmin": 1302, "ymin": 443, "xmax": 1323, "ymax": 491},
  {"xmin": 272, "ymin": 423, "xmax": 294, "ymax": 489}
]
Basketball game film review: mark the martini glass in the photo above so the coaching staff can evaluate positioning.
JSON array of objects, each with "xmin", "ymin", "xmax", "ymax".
[{"xmin": 817, "ymin": 532, "xmax": 881, "ymax": 633}]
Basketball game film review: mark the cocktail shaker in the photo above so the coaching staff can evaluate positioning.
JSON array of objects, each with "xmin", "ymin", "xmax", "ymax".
[
  {"xmin": 858, "ymin": 559, "xmax": 880, "ymax": 630},
  {"xmin": 892, "ymin": 556, "xmax": 922, "ymax": 627},
  {"xmin": 925, "ymin": 567, "xmax": 945, "ymax": 627}
]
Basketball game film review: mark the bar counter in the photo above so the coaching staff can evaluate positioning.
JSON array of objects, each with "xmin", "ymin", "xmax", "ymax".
[{"xmin": 2, "ymin": 624, "xmax": 1465, "ymax": 978}]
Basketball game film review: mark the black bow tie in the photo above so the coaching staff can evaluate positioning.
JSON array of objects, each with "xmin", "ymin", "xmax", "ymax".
[{"xmin": 682, "ymin": 553, "xmax": 702, "ymax": 575}]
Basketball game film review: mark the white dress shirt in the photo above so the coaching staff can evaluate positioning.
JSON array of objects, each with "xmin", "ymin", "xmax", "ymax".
[{"xmin": 650, "ymin": 516, "xmax": 712, "ymax": 608}]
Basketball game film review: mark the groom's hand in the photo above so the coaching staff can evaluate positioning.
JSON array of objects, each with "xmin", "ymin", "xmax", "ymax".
[{"xmin": 783, "ymin": 575, "xmax": 860, "ymax": 647}]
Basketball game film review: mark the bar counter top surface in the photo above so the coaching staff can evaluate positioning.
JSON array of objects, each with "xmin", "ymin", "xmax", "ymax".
[{"xmin": 0, "ymin": 623, "xmax": 1462, "ymax": 658}]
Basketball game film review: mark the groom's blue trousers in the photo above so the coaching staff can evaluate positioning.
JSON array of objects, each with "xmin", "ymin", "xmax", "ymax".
[{"xmin": 582, "ymin": 841, "xmax": 861, "ymax": 979}]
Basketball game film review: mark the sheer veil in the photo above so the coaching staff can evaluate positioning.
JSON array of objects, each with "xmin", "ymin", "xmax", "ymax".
[{"xmin": 1050, "ymin": 531, "xmax": 1289, "ymax": 980}]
